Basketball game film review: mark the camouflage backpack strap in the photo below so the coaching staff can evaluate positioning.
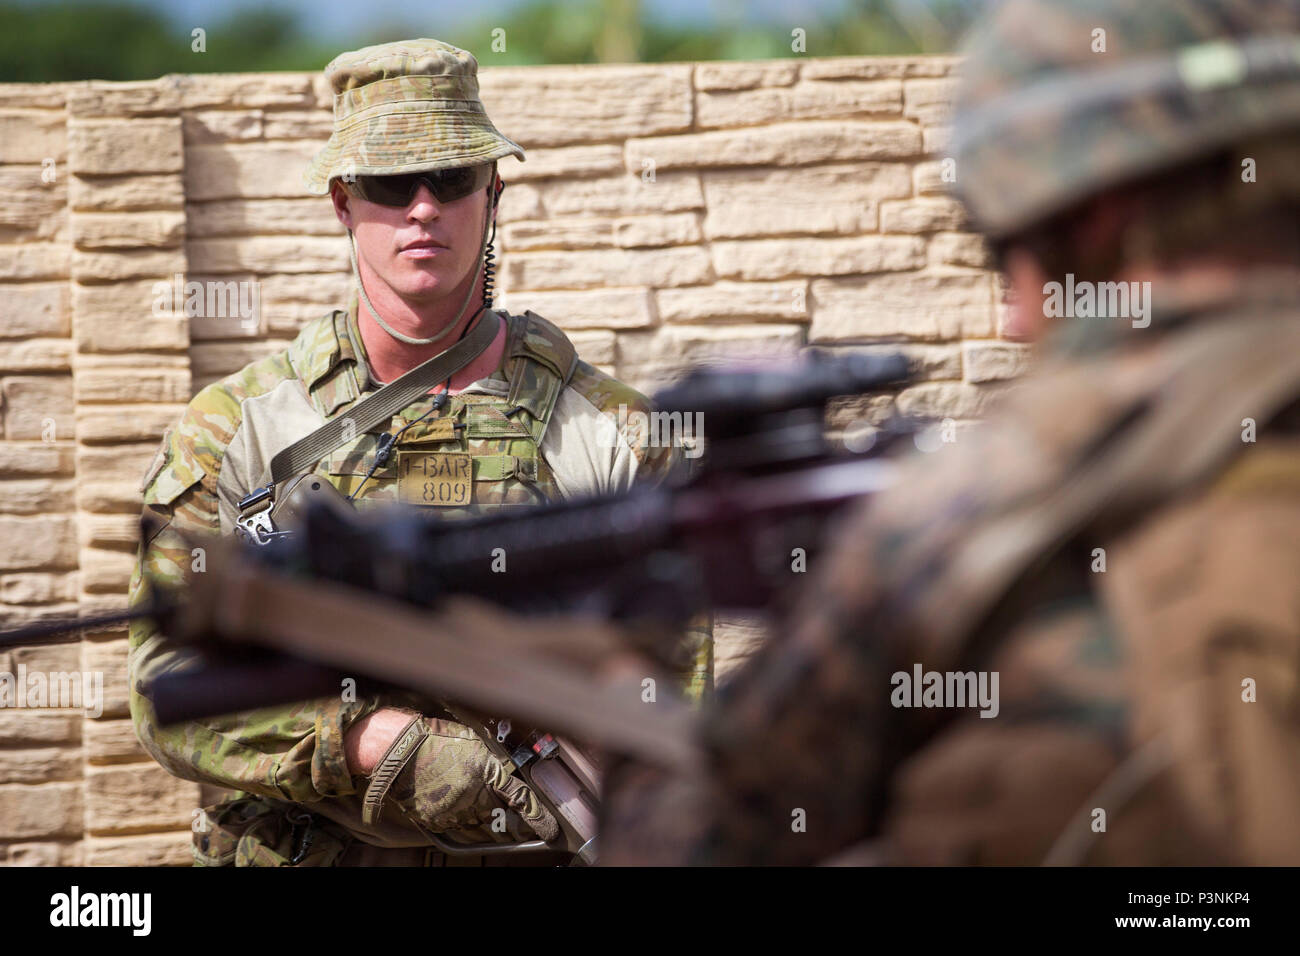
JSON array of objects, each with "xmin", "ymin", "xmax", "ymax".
[{"xmin": 503, "ymin": 310, "xmax": 580, "ymax": 444}]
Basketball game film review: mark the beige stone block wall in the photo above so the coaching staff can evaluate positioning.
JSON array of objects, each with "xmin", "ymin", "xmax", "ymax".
[{"xmin": 0, "ymin": 56, "xmax": 1021, "ymax": 865}]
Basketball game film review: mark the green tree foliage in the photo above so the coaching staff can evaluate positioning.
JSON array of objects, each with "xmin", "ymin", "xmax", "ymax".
[
  {"xmin": 1, "ymin": 1, "xmax": 182, "ymax": 81},
  {"xmin": 0, "ymin": 0, "xmax": 982, "ymax": 82},
  {"xmin": 0, "ymin": 1, "xmax": 340, "ymax": 80}
]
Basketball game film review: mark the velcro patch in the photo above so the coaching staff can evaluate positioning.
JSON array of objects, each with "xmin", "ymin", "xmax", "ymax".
[{"xmin": 398, "ymin": 452, "xmax": 472, "ymax": 507}]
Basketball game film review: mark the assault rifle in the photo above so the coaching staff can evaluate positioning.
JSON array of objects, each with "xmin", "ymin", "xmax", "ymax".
[{"xmin": 0, "ymin": 350, "xmax": 915, "ymax": 863}]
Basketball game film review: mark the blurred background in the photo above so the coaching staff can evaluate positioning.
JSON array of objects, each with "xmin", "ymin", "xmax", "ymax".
[{"xmin": 0, "ymin": 0, "xmax": 981, "ymax": 80}]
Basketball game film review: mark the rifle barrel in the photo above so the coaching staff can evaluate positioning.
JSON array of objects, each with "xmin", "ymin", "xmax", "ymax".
[{"xmin": 0, "ymin": 606, "xmax": 159, "ymax": 649}]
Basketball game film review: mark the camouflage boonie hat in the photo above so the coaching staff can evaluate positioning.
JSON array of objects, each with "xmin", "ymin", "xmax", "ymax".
[
  {"xmin": 304, "ymin": 38, "xmax": 525, "ymax": 195},
  {"xmin": 951, "ymin": 0, "xmax": 1300, "ymax": 239}
]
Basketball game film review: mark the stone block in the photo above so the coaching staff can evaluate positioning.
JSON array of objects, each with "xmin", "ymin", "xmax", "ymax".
[
  {"xmin": 182, "ymin": 109, "xmax": 263, "ymax": 144},
  {"xmin": 538, "ymin": 171, "xmax": 703, "ymax": 217},
  {"xmin": 697, "ymin": 79, "xmax": 901, "ymax": 129},
  {"xmin": 0, "ymin": 340, "xmax": 72, "ymax": 373},
  {"xmin": 0, "ymin": 243, "xmax": 69, "ymax": 281},
  {"xmin": 0, "ymin": 442, "xmax": 75, "ymax": 477},
  {"xmin": 880, "ymin": 198, "xmax": 967, "ymax": 234},
  {"xmin": 702, "ymin": 163, "xmax": 910, "ymax": 239},
  {"xmin": 69, "ymin": 173, "xmax": 184, "ymax": 211},
  {"xmin": 626, "ymin": 121, "xmax": 922, "ymax": 170},
  {"xmin": 72, "ymin": 211, "xmax": 185, "ymax": 249},
  {"xmin": 499, "ymin": 288, "xmax": 653, "ymax": 329},
  {"xmin": 75, "ymin": 404, "xmax": 187, "ymax": 444},
  {"xmin": 68, "ymin": 118, "xmax": 182, "ymax": 175},
  {"xmin": 184, "ymin": 143, "xmax": 319, "ymax": 201},
  {"xmin": 655, "ymin": 281, "xmax": 809, "ymax": 323},
  {"xmin": 85, "ymin": 763, "xmax": 199, "ymax": 835},
  {"xmin": 72, "ymin": 248, "xmax": 186, "ymax": 283},
  {"xmin": 0, "ymin": 478, "xmax": 75, "ymax": 515},
  {"xmin": 186, "ymin": 198, "xmax": 343, "ymax": 237},
  {"xmin": 0, "ymin": 110, "xmax": 67, "ymax": 164},
  {"xmin": 711, "ymin": 236, "xmax": 925, "ymax": 281},
  {"xmin": 0, "ymin": 782, "xmax": 82, "ymax": 839},
  {"xmin": 0, "ymin": 283, "xmax": 70, "ymax": 339},
  {"xmin": 83, "ymin": 831, "xmax": 192, "ymax": 866},
  {"xmin": 809, "ymin": 272, "xmax": 995, "ymax": 341},
  {"xmin": 963, "ymin": 341, "xmax": 1033, "ymax": 383},
  {"xmin": 187, "ymin": 236, "xmax": 347, "ymax": 274},
  {"xmin": 495, "ymin": 144, "xmax": 624, "ymax": 182},
  {"xmin": 478, "ymin": 64, "xmax": 693, "ymax": 146},
  {"xmin": 695, "ymin": 59, "xmax": 799, "ymax": 91},
  {"xmin": 504, "ymin": 246, "xmax": 712, "ymax": 291},
  {"xmin": 0, "ymin": 516, "xmax": 77, "ymax": 570},
  {"xmin": 1, "ymin": 375, "xmax": 74, "ymax": 440}
]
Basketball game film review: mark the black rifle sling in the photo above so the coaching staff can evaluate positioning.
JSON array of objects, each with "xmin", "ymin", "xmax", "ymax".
[{"xmin": 265, "ymin": 308, "xmax": 501, "ymax": 487}]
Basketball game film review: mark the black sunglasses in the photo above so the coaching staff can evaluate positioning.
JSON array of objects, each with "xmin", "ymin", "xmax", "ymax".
[{"xmin": 345, "ymin": 163, "xmax": 496, "ymax": 207}]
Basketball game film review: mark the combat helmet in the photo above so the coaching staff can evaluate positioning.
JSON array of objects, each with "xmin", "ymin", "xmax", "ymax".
[{"xmin": 950, "ymin": 0, "xmax": 1300, "ymax": 241}]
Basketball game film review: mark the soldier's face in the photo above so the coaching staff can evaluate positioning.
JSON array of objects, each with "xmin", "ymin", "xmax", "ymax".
[{"xmin": 331, "ymin": 174, "xmax": 496, "ymax": 303}]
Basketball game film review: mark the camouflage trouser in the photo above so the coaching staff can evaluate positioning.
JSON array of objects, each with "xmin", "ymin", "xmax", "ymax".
[
  {"xmin": 192, "ymin": 795, "xmax": 572, "ymax": 867},
  {"xmin": 193, "ymin": 795, "xmax": 353, "ymax": 867}
]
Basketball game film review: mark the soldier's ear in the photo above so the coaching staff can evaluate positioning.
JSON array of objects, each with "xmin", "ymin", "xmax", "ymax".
[
  {"xmin": 490, "ymin": 176, "xmax": 504, "ymax": 222},
  {"xmin": 330, "ymin": 180, "xmax": 355, "ymax": 231}
]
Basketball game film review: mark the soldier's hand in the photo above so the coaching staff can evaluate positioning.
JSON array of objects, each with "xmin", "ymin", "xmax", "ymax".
[{"xmin": 362, "ymin": 715, "xmax": 560, "ymax": 843}]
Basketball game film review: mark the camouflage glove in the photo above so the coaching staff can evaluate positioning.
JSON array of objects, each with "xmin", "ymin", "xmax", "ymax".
[{"xmin": 361, "ymin": 715, "xmax": 560, "ymax": 844}]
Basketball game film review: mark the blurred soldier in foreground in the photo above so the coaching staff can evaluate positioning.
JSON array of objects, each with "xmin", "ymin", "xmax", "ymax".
[
  {"xmin": 128, "ymin": 39, "xmax": 706, "ymax": 866},
  {"xmin": 603, "ymin": 0, "xmax": 1300, "ymax": 864}
]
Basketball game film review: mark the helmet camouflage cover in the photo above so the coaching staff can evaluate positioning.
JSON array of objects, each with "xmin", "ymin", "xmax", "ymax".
[
  {"xmin": 951, "ymin": 0, "xmax": 1300, "ymax": 239},
  {"xmin": 304, "ymin": 38, "xmax": 525, "ymax": 194}
]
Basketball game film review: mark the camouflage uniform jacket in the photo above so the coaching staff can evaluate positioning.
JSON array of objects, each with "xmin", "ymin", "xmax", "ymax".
[
  {"xmin": 128, "ymin": 295, "xmax": 711, "ymax": 850},
  {"xmin": 602, "ymin": 277, "xmax": 1300, "ymax": 865}
]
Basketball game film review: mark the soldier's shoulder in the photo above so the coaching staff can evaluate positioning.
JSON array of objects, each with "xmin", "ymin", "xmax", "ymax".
[
  {"xmin": 565, "ymin": 359, "xmax": 653, "ymax": 418},
  {"xmin": 140, "ymin": 335, "xmax": 303, "ymax": 500},
  {"xmin": 508, "ymin": 307, "xmax": 655, "ymax": 419},
  {"xmin": 507, "ymin": 308, "xmax": 672, "ymax": 472},
  {"xmin": 185, "ymin": 344, "xmax": 297, "ymax": 452},
  {"xmin": 181, "ymin": 310, "xmax": 341, "ymax": 448},
  {"xmin": 504, "ymin": 307, "xmax": 652, "ymax": 408},
  {"xmin": 506, "ymin": 309, "xmax": 580, "ymax": 382},
  {"xmin": 562, "ymin": 360, "xmax": 679, "ymax": 474}
]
